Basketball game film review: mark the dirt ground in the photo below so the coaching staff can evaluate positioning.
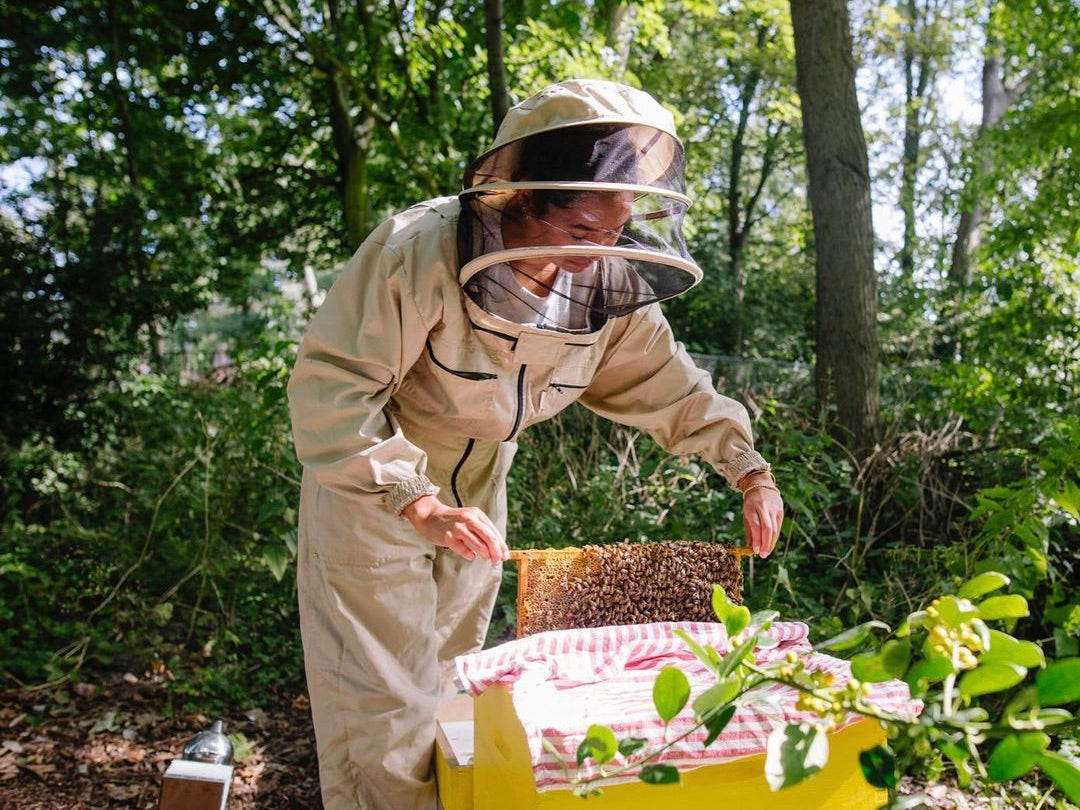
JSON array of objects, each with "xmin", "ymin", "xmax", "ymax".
[
  {"xmin": 0, "ymin": 673, "xmax": 322, "ymax": 809},
  {"xmin": 0, "ymin": 672, "xmax": 1000, "ymax": 810}
]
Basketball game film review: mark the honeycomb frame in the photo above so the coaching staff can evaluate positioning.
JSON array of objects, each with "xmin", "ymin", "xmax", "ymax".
[{"xmin": 509, "ymin": 542, "xmax": 752, "ymax": 637}]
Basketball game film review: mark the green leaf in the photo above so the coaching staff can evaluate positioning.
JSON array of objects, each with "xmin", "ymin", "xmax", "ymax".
[
  {"xmin": 954, "ymin": 755, "xmax": 975, "ymax": 789},
  {"xmin": 152, "ymin": 601, "xmax": 174, "ymax": 625},
  {"xmin": 675, "ymin": 629, "xmax": 718, "ymax": 674},
  {"xmin": 899, "ymin": 610, "xmax": 931, "ymax": 637},
  {"xmin": 937, "ymin": 738, "xmax": 973, "ymax": 787},
  {"xmin": 858, "ymin": 744, "xmax": 897, "ymax": 789},
  {"xmin": 639, "ymin": 763, "xmax": 681, "ymax": 785},
  {"xmin": 653, "ymin": 666, "xmax": 690, "ymax": 723},
  {"xmin": 719, "ymin": 630, "xmax": 761, "ymax": 678},
  {"xmin": 617, "ymin": 737, "xmax": 648, "ymax": 758},
  {"xmin": 764, "ymin": 723, "xmax": 829, "ymax": 791},
  {"xmin": 710, "ymin": 586, "xmax": 752, "ymax": 637},
  {"xmin": 937, "ymin": 739, "xmax": 971, "ymax": 764},
  {"xmin": 980, "ymin": 630, "xmax": 1045, "ymax": 669},
  {"xmin": 935, "ymin": 595, "xmax": 980, "ymax": 628},
  {"xmin": 711, "ymin": 584, "xmax": 737, "ymax": 621},
  {"xmin": 1051, "ymin": 481, "xmax": 1080, "ymax": 522},
  {"xmin": 813, "ymin": 620, "xmax": 890, "ymax": 652},
  {"xmin": 1035, "ymin": 750, "xmax": 1080, "ymax": 803},
  {"xmin": 1036, "ymin": 658, "xmax": 1080, "ymax": 706},
  {"xmin": 702, "ymin": 705, "xmax": 737, "ymax": 747},
  {"xmin": 725, "ymin": 605, "xmax": 752, "ymax": 638},
  {"xmin": 977, "ymin": 595, "xmax": 1030, "ymax": 621},
  {"xmin": 958, "ymin": 571, "xmax": 1010, "ymax": 600},
  {"xmin": 751, "ymin": 609, "xmax": 780, "ymax": 627},
  {"xmin": 576, "ymin": 724, "xmax": 618, "ymax": 766},
  {"xmin": 262, "ymin": 543, "xmax": 292, "ymax": 582},
  {"xmin": 1018, "ymin": 732, "xmax": 1051, "ymax": 753},
  {"xmin": 987, "ymin": 735, "xmax": 1038, "ymax": 782},
  {"xmin": 851, "ymin": 639, "xmax": 911, "ymax": 683},
  {"xmin": 905, "ymin": 653, "xmax": 955, "ymax": 691},
  {"xmin": 692, "ymin": 677, "xmax": 740, "ymax": 719},
  {"xmin": 229, "ymin": 732, "xmax": 255, "ymax": 763},
  {"xmin": 957, "ymin": 661, "xmax": 1026, "ymax": 699}
]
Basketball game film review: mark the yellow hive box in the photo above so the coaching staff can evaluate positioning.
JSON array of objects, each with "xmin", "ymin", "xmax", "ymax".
[
  {"xmin": 435, "ymin": 693, "xmax": 475, "ymax": 810},
  {"xmin": 472, "ymin": 683, "xmax": 887, "ymax": 810}
]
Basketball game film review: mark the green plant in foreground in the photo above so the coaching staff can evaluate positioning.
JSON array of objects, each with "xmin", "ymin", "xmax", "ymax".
[{"xmin": 553, "ymin": 573, "xmax": 1080, "ymax": 807}]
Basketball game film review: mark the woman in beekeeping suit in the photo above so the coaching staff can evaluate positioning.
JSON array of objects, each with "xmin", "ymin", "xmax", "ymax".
[{"xmin": 288, "ymin": 79, "xmax": 784, "ymax": 810}]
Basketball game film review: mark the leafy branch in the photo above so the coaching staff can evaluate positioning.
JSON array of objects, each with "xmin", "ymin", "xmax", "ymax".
[{"xmin": 556, "ymin": 575, "xmax": 1080, "ymax": 806}]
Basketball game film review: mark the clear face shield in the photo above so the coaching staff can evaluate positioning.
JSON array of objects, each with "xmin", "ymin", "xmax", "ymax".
[{"xmin": 459, "ymin": 122, "xmax": 702, "ymax": 334}]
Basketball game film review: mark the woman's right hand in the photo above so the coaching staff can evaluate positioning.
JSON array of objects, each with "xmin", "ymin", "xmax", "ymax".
[{"xmin": 401, "ymin": 495, "xmax": 509, "ymax": 565}]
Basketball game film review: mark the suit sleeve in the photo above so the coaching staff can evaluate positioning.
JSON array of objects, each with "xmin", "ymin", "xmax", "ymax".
[
  {"xmin": 287, "ymin": 220, "xmax": 441, "ymax": 513},
  {"xmin": 578, "ymin": 304, "xmax": 770, "ymax": 488}
]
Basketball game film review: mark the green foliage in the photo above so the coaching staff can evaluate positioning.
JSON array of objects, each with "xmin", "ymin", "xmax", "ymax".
[
  {"xmin": 551, "ymin": 579, "xmax": 1080, "ymax": 806},
  {"xmin": 0, "ymin": 356, "xmax": 305, "ymax": 705}
]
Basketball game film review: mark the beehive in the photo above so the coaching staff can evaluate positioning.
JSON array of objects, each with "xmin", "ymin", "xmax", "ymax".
[
  {"xmin": 473, "ymin": 683, "xmax": 887, "ymax": 810},
  {"xmin": 510, "ymin": 542, "xmax": 751, "ymax": 637}
]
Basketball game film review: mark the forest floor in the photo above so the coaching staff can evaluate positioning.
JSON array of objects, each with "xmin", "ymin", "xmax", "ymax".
[{"xmin": 0, "ymin": 672, "xmax": 1006, "ymax": 809}]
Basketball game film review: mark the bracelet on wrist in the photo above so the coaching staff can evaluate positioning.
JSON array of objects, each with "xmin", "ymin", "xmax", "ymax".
[
  {"xmin": 737, "ymin": 469, "xmax": 775, "ymax": 491},
  {"xmin": 741, "ymin": 482, "xmax": 780, "ymax": 497}
]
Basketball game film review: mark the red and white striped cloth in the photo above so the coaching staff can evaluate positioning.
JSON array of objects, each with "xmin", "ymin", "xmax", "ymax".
[{"xmin": 454, "ymin": 621, "xmax": 920, "ymax": 792}]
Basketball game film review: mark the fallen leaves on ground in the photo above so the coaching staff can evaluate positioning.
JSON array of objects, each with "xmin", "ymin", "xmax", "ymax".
[{"xmin": 0, "ymin": 674, "xmax": 321, "ymax": 809}]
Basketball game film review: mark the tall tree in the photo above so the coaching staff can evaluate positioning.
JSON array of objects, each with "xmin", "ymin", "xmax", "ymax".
[
  {"xmin": 896, "ymin": 0, "xmax": 948, "ymax": 278},
  {"xmin": 947, "ymin": 2, "xmax": 1034, "ymax": 289},
  {"xmin": 484, "ymin": 0, "xmax": 510, "ymax": 134},
  {"xmin": 642, "ymin": 0, "xmax": 807, "ymax": 359},
  {"xmin": 789, "ymin": 0, "xmax": 880, "ymax": 454},
  {"xmin": 722, "ymin": 19, "xmax": 793, "ymax": 354}
]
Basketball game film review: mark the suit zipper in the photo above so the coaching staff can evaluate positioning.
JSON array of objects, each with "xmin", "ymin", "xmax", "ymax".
[
  {"xmin": 427, "ymin": 340, "xmax": 497, "ymax": 381},
  {"xmin": 503, "ymin": 365, "xmax": 527, "ymax": 442},
  {"xmin": 450, "ymin": 438, "xmax": 475, "ymax": 508}
]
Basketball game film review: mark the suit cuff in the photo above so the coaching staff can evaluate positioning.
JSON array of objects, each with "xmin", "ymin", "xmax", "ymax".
[
  {"xmin": 721, "ymin": 450, "xmax": 771, "ymax": 491},
  {"xmin": 385, "ymin": 475, "xmax": 440, "ymax": 516}
]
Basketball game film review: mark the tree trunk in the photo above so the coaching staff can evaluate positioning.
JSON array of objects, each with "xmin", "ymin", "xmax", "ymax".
[
  {"xmin": 484, "ymin": 0, "xmax": 509, "ymax": 135},
  {"xmin": 726, "ymin": 24, "xmax": 767, "ymax": 355},
  {"xmin": 325, "ymin": 69, "xmax": 373, "ymax": 248},
  {"xmin": 603, "ymin": 1, "xmax": 634, "ymax": 77},
  {"xmin": 898, "ymin": 0, "xmax": 934, "ymax": 278},
  {"xmin": 790, "ymin": 0, "xmax": 880, "ymax": 456},
  {"xmin": 947, "ymin": 51, "xmax": 1016, "ymax": 288}
]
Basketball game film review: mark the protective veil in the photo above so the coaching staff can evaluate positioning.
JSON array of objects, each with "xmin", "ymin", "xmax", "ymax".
[{"xmin": 459, "ymin": 81, "xmax": 702, "ymax": 332}]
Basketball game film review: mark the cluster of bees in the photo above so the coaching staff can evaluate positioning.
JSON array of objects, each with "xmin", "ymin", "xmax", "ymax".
[{"xmin": 515, "ymin": 541, "xmax": 744, "ymax": 636}]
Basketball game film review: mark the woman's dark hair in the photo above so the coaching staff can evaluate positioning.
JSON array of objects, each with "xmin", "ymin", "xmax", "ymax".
[{"xmin": 511, "ymin": 123, "xmax": 637, "ymax": 215}]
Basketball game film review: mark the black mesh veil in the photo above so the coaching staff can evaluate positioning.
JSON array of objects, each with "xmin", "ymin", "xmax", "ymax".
[{"xmin": 458, "ymin": 119, "xmax": 702, "ymax": 334}]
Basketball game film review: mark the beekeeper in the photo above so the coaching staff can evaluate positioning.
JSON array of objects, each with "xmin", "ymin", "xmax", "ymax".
[{"xmin": 288, "ymin": 79, "xmax": 785, "ymax": 810}]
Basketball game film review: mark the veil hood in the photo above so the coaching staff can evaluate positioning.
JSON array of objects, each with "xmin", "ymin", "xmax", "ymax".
[{"xmin": 458, "ymin": 79, "xmax": 701, "ymax": 333}]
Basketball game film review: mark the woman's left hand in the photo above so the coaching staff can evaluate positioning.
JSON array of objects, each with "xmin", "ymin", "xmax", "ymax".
[{"xmin": 739, "ymin": 472, "xmax": 784, "ymax": 558}]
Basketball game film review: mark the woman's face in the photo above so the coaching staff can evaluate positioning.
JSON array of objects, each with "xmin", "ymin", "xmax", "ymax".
[{"xmin": 505, "ymin": 191, "xmax": 634, "ymax": 275}]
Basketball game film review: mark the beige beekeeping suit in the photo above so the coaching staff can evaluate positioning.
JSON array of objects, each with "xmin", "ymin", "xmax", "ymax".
[{"xmin": 288, "ymin": 79, "xmax": 771, "ymax": 810}]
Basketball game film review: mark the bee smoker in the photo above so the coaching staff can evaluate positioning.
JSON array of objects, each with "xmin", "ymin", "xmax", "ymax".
[
  {"xmin": 182, "ymin": 720, "xmax": 234, "ymax": 764},
  {"xmin": 159, "ymin": 720, "xmax": 235, "ymax": 810}
]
